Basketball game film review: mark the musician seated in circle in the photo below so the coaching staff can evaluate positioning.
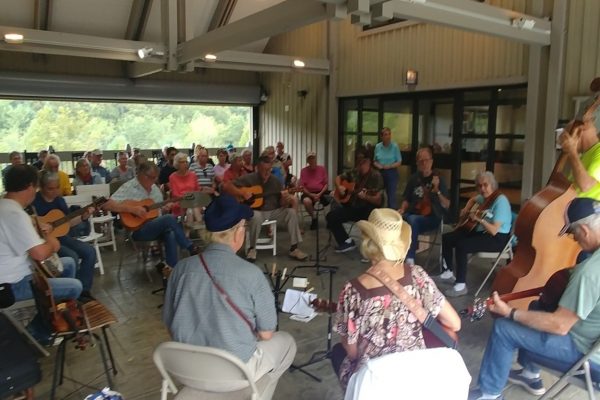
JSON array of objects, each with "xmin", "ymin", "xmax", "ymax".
[
  {"xmin": 42, "ymin": 154, "xmax": 72, "ymax": 196},
  {"xmin": 468, "ymin": 197, "xmax": 600, "ymax": 400},
  {"xmin": 331, "ymin": 208, "xmax": 461, "ymax": 390},
  {"xmin": 241, "ymin": 149, "xmax": 255, "ymax": 174},
  {"xmin": 326, "ymin": 154, "xmax": 383, "ymax": 253},
  {"xmin": 222, "ymin": 155, "xmax": 308, "ymax": 262},
  {"xmin": 299, "ymin": 151, "xmax": 330, "ymax": 231},
  {"xmin": 162, "ymin": 194, "xmax": 297, "ymax": 400},
  {"xmin": 168, "ymin": 152, "xmax": 200, "ymax": 221},
  {"xmin": 110, "ymin": 151, "xmax": 135, "ymax": 183},
  {"xmin": 437, "ymin": 171, "xmax": 512, "ymax": 297},
  {"xmin": 32, "ymin": 170, "xmax": 97, "ymax": 302},
  {"xmin": 222, "ymin": 152, "xmax": 246, "ymax": 184},
  {"xmin": 72, "ymin": 158, "xmax": 103, "ymax": 189},
  {"xmin": 102, "ymin": 161, "xmax": 198, "ymax": 270},
  {"xmin": 189, "ymin": 146, "xmax": 217, "ymax": 194},
  {"xmin": 398, "ymin": 147, "xmax": 450, "ymax": 266},
  {"xmin": 0, "ymin": 165, "xmax": 81, "ymax": 343}
]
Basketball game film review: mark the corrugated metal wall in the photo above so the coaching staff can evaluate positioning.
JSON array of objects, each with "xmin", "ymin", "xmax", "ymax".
[
  {"xmin": 259, "ymin": 23, "xmax": 328, "ymax": 177},
  {"xmin": 562, "ymin": 0, "xmax": 600, "ymax": 118},
  {"xmin": 335, "ymin": 0, "xmax": 528, "ymax": 96}
]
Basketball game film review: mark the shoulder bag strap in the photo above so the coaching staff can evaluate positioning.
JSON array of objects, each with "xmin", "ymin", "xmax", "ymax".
[
  {"xmin": 365, "ymin": 266, "xmax": 456, "ymax": 349},
  {"xmin": 199, "ymin": 254, "xmax": 256, "ymax": 335}
]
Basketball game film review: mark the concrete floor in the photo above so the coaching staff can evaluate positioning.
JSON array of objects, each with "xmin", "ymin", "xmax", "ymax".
[{"xmin": 26, "ymin": 219, "xmax": 587, "ymax": 399}]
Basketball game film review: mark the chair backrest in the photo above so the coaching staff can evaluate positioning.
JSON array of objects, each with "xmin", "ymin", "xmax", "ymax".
[
  {"xmin": 76, "ymin": 184, "xmax": 110, "ymax": 201},
  {"xmin": 153, "ymin": 342, "xmax": 259, "ymax": 398},
  {"xmin": 64, "ymin": 194, "xmax": 91, "ymax": 208}
]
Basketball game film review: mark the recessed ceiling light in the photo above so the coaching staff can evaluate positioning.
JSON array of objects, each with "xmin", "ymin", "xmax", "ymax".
[
  {"xmin": 204, "ymin": 54, "xmax": 217, "ymax": 62},
  {"xmin": 293, "ymin": 59, "xmax": 305, "ymax": 68},
  {"xmin": 4, "ymin": 33, "xmax": 24, "ymax": 44}
]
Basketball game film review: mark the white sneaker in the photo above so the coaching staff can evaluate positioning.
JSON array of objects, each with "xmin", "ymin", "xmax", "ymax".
[{"xmin": 433, "ymin": 269, "xmax": 455, "ymax": 283}]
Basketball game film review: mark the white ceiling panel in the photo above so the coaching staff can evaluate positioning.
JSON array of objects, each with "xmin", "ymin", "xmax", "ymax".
[
  {"xmin": 0, "ymin": 0, "xmax": 34, "ymax": 28},
  {"xmin": 141, "ymin": 0, "xmax": 162, "ymax": 42},
  {"xmin": 50, "ymin": 0, "xmax": 133, "ymax": 39},
  {"xmin": 187, "ymin": 0, "xmax": 218, "ymax": 38}
]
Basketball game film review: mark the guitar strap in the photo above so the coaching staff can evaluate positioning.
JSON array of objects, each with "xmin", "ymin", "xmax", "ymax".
[
  {"xmin": 199, "ymin": 254, "xmax": 256, "ymax": 335},
  {"xmin": 478, "ymin": 190, "xmax": 501, "ymax": 214},
  {"xmin": 365, "ymin": 265, "xmax": 457, "ymax": 349}
]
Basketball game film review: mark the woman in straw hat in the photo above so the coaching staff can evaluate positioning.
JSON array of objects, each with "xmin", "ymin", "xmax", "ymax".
[{"xmin": 332, "ymin": 208, "xmax": 461, "ymax": 389}]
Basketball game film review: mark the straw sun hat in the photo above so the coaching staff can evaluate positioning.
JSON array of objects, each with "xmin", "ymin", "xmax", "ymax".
[{"xmin": 356, "ymin": 208, "xmax": 412, "ymax": 261}]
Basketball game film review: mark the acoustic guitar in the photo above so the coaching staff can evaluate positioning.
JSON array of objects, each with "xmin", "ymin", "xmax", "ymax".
[
  {"xmin": 462, "ymin": 267, "xmax": 571, "ymax": 322},
  {"xmin": 119, "ymin": 194, "xmax": 193, "ymax": 230},
  {"xmin": 238, "ymin": 185, "xmax": 303, "ymax": 209},
  {"xmin": 37, "ymin": 196, "xmax": 108, "ymax": 238},
  {"xmin": 333, "ymin": 178, "xmax": 380, "ymax": 205},
  {"xmin": 454, "ymin": 190, "xmax": 500, "ymax": 232}
]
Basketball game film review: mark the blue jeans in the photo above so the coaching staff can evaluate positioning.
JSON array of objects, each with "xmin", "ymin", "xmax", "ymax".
[
  {"xmin": 132, "ymin": 215, "xmax": 192, "ymax": 267},
  {"xmin": 380, "ymin": 168, "xmax": 399, "ymax": 209},
  {"xmin": 403, "ymin": 213, "xmax": 441, "ymax": 260},
  {"xmin": 478, "ymin": 317, "xmax": 584, "ymax": 395},
  {"xmin": 59, "ymin": 235, "xmax": 97, "ymax": 291},
  {"xmin": 11, "ymin": 257, "xmax": 82, "ymax": 342}
]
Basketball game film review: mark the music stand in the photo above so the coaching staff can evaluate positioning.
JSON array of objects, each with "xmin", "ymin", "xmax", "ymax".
[{"xmin": 289, "ymin": 201, "xmax": 338, "ymax": 382}]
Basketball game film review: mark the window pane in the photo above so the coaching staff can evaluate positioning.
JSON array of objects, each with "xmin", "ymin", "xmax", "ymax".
[
  {"xmin": 431, "ymin": 102, "xmax": 453, "ymax": 153},
  {"xmin": 342, "ymin": 134, "xmax": 357, "ymax": 170},
  {"xmin": 342, "ymin": 99, "xmax": 358, "ymax": 132},
  {"xmin": 383, "ymin": 100, "xmax": 412, "ymax": 151},
  {"xmin": 362, "ymin": 111, "xmax": 379, "ymax": 133},
  {"xmin": 496, "ymin": 104, "xmax": 526, "ymax": 136},
  {"xmin": 463, "ymin": 106, "xmax": 489, "ymax": 135}
]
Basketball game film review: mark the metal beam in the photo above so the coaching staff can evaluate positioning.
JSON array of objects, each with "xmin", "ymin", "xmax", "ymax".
[
  {"xmin": 161, "ymin": 0, "xmax": 177, "ymax": 70},
  {"xmin": 195, "ymin": 50, "xmax": 329, "ymax": 75},
  {"xmin": 370, "ymin": 0, "xmax": 551, "ymax": 46},
  {"xmin": 0, "ymin": 25, "xmax": 164, "ymax": 62},
  {"xmin": 125, "ymin": 0, "xmax": 153, "ymax": 40},
  {"xmin": 178, "ymin": 0, "xmax": 328, "ymax": 65},
  {"xmin": 33, "ymin": 0, "xmax": 51, "ymax": 31},
  {"xmin": 127, "ymin": 62, "xmax": 165, "ymax": 78},
  {"xmin": 208, "ymin": 0, "xmax": 238, "ymax": 31}
]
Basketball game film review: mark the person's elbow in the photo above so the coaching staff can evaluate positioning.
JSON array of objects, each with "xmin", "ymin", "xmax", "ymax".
[{"xmin": 257, "ymin": 330, "xmax": 274, "ymax": 340}]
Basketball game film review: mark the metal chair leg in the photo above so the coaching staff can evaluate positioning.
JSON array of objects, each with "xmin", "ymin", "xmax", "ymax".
[
  {"xmin": 102, "ymin": 327, "xmax": 118, "ymax": 376},
  {"xmin": 94, "ymin": 332, "xmax": 114, "ymax": 389}
]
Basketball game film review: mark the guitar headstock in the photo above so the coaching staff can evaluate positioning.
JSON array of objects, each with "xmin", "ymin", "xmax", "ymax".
[{"xmin": 469, "ymin": 297, "xmax": 488, "ymax": 321}]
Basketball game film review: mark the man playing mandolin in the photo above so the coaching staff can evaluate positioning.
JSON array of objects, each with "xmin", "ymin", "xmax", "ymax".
[
  {"xmin": 469, "ymin": 197, "xmax": 600, "ymax": 400},
  {"xmin": 102, "ymin": 161, "xmax": 198, "ymax": 271},
  {"xmin": 399, "ymin": 147, "xmax": 450, "ymax": 266},
  {"xmin": 222, "ymin": 155, "xmax": 308, "ymax": 262}
]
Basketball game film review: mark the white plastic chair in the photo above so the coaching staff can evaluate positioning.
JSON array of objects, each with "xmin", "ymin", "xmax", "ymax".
[
  {"xmin": 153, "ymin": 341, "xmax": 268, "ymax": 400},
  {"xmin": 246, "ymin": 219, "xmax": 277, "ymax": 256},
  {"xmin": 72, "ymin": 184, "xmax": 117, "ymax": 252}
]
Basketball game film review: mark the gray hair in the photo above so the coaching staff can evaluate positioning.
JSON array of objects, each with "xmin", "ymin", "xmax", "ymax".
[
  {"xmin": 44, "ymin": 153, "xmax": 61, "ymax": 167},
  {"xmin": 242, "ymin": 149, "xmax": 252, "ymax": 157},
  {"xmin": 39, "ymin": 170, "xmax": 59, "ymax": 188},
  {"xmin": 475, "ymin": 170, "xmax": 498, "ymax": 191},
  {"xmin": 173, "ymin": 152, "xmax": 188, "ymax": 165},
  {"xmin": 571, "ymin": 213, "xmax": 600, "ymax": 232},
  {"xmin": 75, "ymin": 158, "xmax": 91, "ymax": 170}
]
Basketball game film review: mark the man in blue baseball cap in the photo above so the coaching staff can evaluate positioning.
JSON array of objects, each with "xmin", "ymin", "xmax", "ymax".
[
  {"xmin": 162, "ymin": 194, "xmax": 296, "ymax": 399},
  {"xmin": 469, "ymin": 197, "xmax": 600, "ymax": 400}
]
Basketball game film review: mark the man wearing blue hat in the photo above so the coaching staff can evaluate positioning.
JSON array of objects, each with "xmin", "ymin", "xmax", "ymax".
[
  {"xmin": 162, "ymin": 194, "xmax": 297, "ymax": 400},
  {"xmin": 469, "ymin": 197, "xmax": 600, "ymax": 400}
]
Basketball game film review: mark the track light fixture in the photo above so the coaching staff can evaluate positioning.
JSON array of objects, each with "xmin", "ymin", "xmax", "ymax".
[{"xmin": 137, "ymin": 47, "xmax": 165, "ymax": 59}]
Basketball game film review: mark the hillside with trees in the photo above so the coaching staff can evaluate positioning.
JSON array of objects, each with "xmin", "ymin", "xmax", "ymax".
[{"xmin": 0, "ymin": 100, "xmax": 252, "ymax": 153}]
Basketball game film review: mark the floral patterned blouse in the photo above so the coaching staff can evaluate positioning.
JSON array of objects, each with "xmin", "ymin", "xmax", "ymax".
[{"xmin": 334, "ymin": 264, "xmax": 444, "ymax": 389}]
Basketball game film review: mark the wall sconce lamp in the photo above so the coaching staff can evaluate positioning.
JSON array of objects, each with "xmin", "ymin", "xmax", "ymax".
[
  {"xmin": 137, "ymin": 47, "xmax": 165, "ymax": 59},
  {"xmin": 405, "ymin": 69, "xmax": 418, "ymax": 86}
]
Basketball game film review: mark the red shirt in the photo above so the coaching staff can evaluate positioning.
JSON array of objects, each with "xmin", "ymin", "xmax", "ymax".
[
  {"xmin": 223, "ymin": 167, "xmax": 244, "ymax": 183},
  {"xmin": 299, "ymin": 165, "xmax": 328, "ymax": 193},
  {"xmin": 169, "ymin": 171, "xmax": 199, "ymax": 216}
]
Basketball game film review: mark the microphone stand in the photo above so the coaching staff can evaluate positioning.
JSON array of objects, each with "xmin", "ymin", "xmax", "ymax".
[{"xmin": 289, "ymin": 201, "xmax": 338, "ymax": 382}]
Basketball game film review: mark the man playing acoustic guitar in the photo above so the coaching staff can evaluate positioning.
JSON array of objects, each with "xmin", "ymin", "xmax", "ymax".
[
  {"xmin": 222, "ymin": 155, "xmax": 308, "ymax": 262},
  {"xmin": 327, "ymin": 154, "xmax": 383, "ymax": 253},
  {"xmin": 469, "ymin": 197, "xmax": 600, "ymax": 400},
  {"xmin": 102, "ymin": 161, "xmax": 198, "ymax": 271}
]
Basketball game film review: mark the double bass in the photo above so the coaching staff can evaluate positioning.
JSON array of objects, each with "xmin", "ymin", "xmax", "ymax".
[{"xmin": 491, "ymin": 78, "xmax": 600, "ymax": 309}]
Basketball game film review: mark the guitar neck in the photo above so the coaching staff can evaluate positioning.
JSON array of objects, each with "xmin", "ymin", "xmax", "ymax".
[
  {"xmin": 147, "ymin": 197, "xmax": 180, "ymax": 211},
  {"xmin": 52, "ymin": 207, "xmax": 87, "ymax": 227},
  {"xmin": 489, "ymin": 286, "xmax": 544, "ymax": 306}
]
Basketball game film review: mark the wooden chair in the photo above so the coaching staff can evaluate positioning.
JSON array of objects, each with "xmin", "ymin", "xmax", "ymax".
[{"xmin": 30, "ymin": 265, "xmax": 118, "ymax": 400}]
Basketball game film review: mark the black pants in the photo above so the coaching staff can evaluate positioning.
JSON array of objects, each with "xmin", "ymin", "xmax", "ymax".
[
  {"xmin": 326, "ymin": 205, "xmax": 374, "ymax": 245},
  {"xmin": 442, "ymin": 229, "xmax": 510, "ymax": 284}
]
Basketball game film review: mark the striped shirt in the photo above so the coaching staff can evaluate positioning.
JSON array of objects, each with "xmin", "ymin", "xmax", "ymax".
[
  {"xmin": 189, "ymin": 162, "xmax": 215, "ymax": 188},
  {"xmin": 111, "ymin": 177, "xmax": 163, "ymax": 203}
]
